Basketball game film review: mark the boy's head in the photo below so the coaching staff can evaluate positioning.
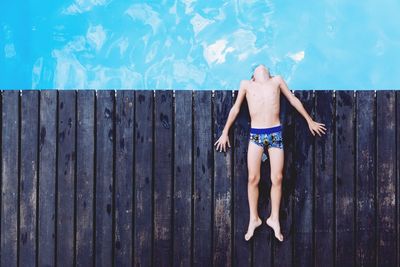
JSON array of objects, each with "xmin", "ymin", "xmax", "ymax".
[{"xmin": 250, "ymin": 63, "xmax": 271, "ymax": 81}]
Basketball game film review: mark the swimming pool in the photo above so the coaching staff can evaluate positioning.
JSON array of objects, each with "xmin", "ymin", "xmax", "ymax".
[{"xmin": 1, "ymin": 0, "xmax": 399, "ymax": 90}]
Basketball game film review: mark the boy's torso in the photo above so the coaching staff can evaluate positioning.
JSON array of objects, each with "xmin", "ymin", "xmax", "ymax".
[{"xmin": 245, "ymin": 77, "xmax": 281, "ymax": 128}]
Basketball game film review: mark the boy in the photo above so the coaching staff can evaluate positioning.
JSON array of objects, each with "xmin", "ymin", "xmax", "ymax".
[{"xmin": 214, "ymin": 64, "xmax": 326, "ymax": 242}]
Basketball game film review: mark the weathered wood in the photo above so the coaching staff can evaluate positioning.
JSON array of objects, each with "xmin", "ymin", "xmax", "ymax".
[
  {"xmin": 76, "ymin": 90, "xmax": 95, "ymax": 266},
  {"xmin": 273, "ymin": 91, "xmax": 295, "ymax": 266},
  {"xmin": 95, "ymin": 90, "xmax": 114, "ymax": 267},
  {"xmin": 395, "ymin": 91, "xmax": 400, "ymax": 264},
  {"xmin": 397, "ymin": 91, "xmax": 400, "ymax": 267},
  {"xmin": 114, "ymin": 90, "xmax": 134, "ymax": 266},
  {"xmin": 154, "ymin": 90, "xmax": 174, "ymax": 266},
  {"xmin": 19, "ymin": 90, "xmax": 39, "ymax": 266},
  {"xmin": 335, "ymin": 91, "xmax": 355, "ymax": 267},
  {"xmin": 57, "ymin": 90, "xmax": 76, "ymax": 266},
  {"xmin": 233, "ymin": 90, "xmax": 252, "ymax": 267},
  {"xmin": 173, "ymin": 90, "xmax": 193, "ymax": 267},
  {"xmin": 376, "ymin": 90, "xmax": 396, "ymax": 266},
  {"xmin": 0, "ymin": 89, "xmax": 397, "ymax": 267},
  {"xmin": 314, "ymin": 90, "xmax": 335, "ymax": 267},
  {"xmin": 355, "ymin": 91, "xmax": 376, "ymax": 266},
  {"xmin": 38, "ymin": 90, "xmax": 57, "ymax": 267},
  {"xmin": 193, "ymin": 90, "xmax": 213, "ymax": 266},
  {"xmin": 212, "ymin": 90, "xmax": 233, "ymax": 267},
  {"xmin": 253, "ymin": 158, "xmax": 272, "ymax": 267},
  {"xmin": 1, "ymin": 90, "xmax": 20, "ymax": 267},
  {"xmin": 293, "ymin": 90, "xmax": 314, "ymax": 267},
  {"xmin": 134, "ymin": 90, "xmax": 153, "ymax": 267}
]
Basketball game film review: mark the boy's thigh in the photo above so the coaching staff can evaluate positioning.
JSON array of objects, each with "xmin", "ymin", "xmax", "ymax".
[
  {"xmin": 266, "ymin": 131, "xmax": 284, "ymax": 174},
  {"xmin": 247, "ymin": 139, "xmax": 264, "ymax": 177}
]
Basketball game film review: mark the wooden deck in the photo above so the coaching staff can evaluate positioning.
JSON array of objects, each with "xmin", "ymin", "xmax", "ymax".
[{"xmin": 0, "ymin": 89, "xmax": 398, "ymax": 267}]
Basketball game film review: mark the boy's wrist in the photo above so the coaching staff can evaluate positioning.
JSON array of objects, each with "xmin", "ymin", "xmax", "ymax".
[{"xmin": 222, "ymin": 129, "xmax": 229, "ymax": 135}]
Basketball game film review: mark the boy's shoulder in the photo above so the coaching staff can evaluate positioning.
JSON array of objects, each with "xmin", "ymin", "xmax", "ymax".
[{"xmin": 240, "ymin": 79, "xmax": 251, "ymax": 90}]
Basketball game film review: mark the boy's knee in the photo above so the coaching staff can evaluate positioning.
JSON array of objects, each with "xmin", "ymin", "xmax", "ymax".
[
  {"xmin": 248, "ymin": 174, "xmax": 260, "ymax": 185},
  {"xmin": 271, "ymin": 173, "xmax": 283, "ymax": 185}
]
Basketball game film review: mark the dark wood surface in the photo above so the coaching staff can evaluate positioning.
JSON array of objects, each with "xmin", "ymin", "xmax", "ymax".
[{"xmin": 0, "ymin": 89, "xmax": 398, "ymax": 267}]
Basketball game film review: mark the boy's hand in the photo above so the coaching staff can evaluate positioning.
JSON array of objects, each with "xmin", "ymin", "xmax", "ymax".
[
  {"xmin": 308, "ymin": 120, "xmax": 327, "ymax": 137},
  {"xmin": 214, "ymin": 133, "xmax": 231, "ymax": 152}
]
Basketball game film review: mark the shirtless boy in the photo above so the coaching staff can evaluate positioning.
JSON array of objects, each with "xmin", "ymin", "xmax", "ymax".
[{"xmin": 214, "ymin": 64, "xmax": 326, "ymax": 242}]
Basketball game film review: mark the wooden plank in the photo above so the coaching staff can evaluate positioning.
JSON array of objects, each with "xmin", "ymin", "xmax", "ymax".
[
  {"xmin": 397, "ymin": 91, "xmax": 400, "ymax": 267},
  {"xmin": 1, "ymin": 90, "xmax": 19, "ymax": 267},
  {"xmin": 233, "ymin": 90, "xmax": 251, "ymax": 266},
  {"xmin": 19, "ymin": 90, "xmax": 39, "ymax": 266},
  {"xmin": 212, "ymin": 90, "xmax": 233, "ymax": 267},
  {"xmin": 193, "ymin": 90, "xmax": 213, "ymax": 266},
  {"xmin": 376, "ymin": 90, "xmax": 396, "ymax": 266},
  {"xmin": 293, "ymin": 90, "xmax": 314, "ymax": 267},
  {"xmin": 114, "ymin": 90, "xmax": 134, "ymax": 266},
  {"xmin": 272, "ymin": 90, "xmax": 295, "ymax": 266},
  {"xmin": 57, "ymin": 90, "xmax": 76, "ymax": 266},
  {"xmin": 335, "ymin": 90, "xmax": 355, "ymax": 266},
  {"xmin": 38, "ymin": 90, "xmax": 57, "ymax": 267},
  {"xmin": 95, "ymin": 90, "xmax": 114, "ymax": 267},
  {"xmin": 314, "ymin": 90, "xmax": 334, "ymax": 267},
  {"xmin": 76, "ymin": 90, "xmax": 95, "ymax": 266},
  {"xmin": 253, "ymin": 157, "xmax": 272, "ymax": 267},
  {"xmin": 134, "ymin": 90, "xmax": 153, "ymax": 267},
  {"xmin": 355, "ymin": 91, "xmax": 376, "ymax": 266},
  {"xmin": 172, "ymin": 90, "xmax": 192, "ymax": 267},
  {"xmin": 153, "ymin": 90, "xmax": 174, "ymax": 266},
  {"xmin": 254, "ymin": 94, "xmax": 296, "ymax": 267}
]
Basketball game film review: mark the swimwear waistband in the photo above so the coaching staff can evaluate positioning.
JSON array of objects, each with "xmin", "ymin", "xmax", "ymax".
[{"xmin": 250, "ymin": 124, "xmax": 282, "ymax": 134}]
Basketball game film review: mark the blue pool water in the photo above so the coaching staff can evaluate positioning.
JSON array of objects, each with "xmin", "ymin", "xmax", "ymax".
[{"xmin": 1, "ymin": 0, "xmax": 399, "ymax": 90}]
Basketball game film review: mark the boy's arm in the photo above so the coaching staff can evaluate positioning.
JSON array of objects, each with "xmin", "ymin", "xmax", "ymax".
[
  {"xmin": 276, "ymin": 76, "xmax": 313, "ymax": 123},
  {"xmin": 222, "ymin": 80, "xmax": 247, "ymax": 135}
]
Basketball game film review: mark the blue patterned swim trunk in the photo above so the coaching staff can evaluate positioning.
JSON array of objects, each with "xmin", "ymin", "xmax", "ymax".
[{"xmin": 249, "ymin": 124, "xmax": 284, "ymax": 162}]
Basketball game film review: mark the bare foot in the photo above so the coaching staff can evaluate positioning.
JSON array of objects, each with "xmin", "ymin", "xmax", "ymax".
[
  {"xmin": 244, "ymin": 217, "xmax": 262, "ymax": 241},
  {"xmin": 266, "ymin": 217, "xmax": 284, "ymax": 242}
]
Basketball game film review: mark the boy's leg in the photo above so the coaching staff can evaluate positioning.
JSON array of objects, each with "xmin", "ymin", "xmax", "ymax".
[
  {"xmin": 247, "ymin": 140, "xmax": 263, "ymax": 219},
  {"xmin": 266, "ymin": 145, "xmax": 284, "ymax": 241},
  {"xmin": 244, "ymin": 139, "xmax": 264, "ymax": 240}
]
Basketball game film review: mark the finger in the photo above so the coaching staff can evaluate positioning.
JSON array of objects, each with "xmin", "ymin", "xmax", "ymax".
[
  {"xmin": 228, "ymin": 140, "xmax": 231, "ymax": 147},
  {"xmin": 214, "ymin": 141, "xmax": 218, "ymax": 146}
]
